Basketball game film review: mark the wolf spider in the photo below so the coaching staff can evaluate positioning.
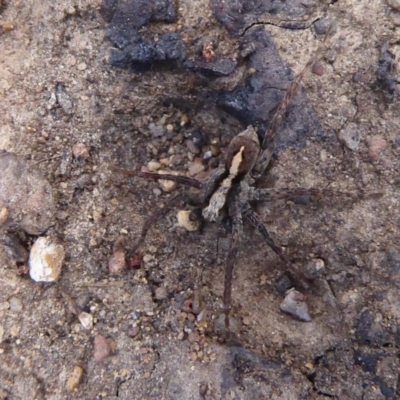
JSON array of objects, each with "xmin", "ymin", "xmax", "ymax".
[{"xmin": 112, "ymin": 28, "xmax": 357, "ymax": 334}]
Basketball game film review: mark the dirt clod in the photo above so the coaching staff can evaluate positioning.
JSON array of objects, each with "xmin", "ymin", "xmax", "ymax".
[
  {"xmin": 0, "ymin": 152, "xmax": 55, "ymax": 235},
  {"xmin": 93, "ymin": 335, "xmax": 114, "ymax": 362},
  {"xmin": 66, "ymin": 365, "xmax": 84, "ymax": 391}
]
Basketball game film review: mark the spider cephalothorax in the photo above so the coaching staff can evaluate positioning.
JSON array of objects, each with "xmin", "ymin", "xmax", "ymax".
[{"xmin": 112, "ymin": 26, "xmax": 357, "ymax": 335}]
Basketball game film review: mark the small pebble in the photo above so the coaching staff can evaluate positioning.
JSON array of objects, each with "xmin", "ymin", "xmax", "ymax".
[
  {"xmin": 203, "ymin": 150, "xmax": 212, "ymax": 159},
  {"xmin": 367, "ymin": 135, "xmax": 387, "ymax": 161},
  {"xmin": 29, "ymin": 237, "xmax": 65, "ymax": 282},
  {"xmin": 188, "ymin": 161, "xmax": 205, "ymax": 177},
  {"xmin": 77, "ymin": 62, "xmax": 87, "ymax": 71},
  {"xmin": 311, "ymin": 61, "xmax": 325, "ymax": 76},
  {"xmin": 186, "ymin": 139, "xmax": 200, "ymax": 155},
  {"xmin": 304, "ymin": 258, "xmax": 326, "ymax": 280},
  {"xmin": 158, "ymin": 170, "xmax": 178, "ymax": 192},
  {"xmin": 338, "ymin": 123, "xmax": 360, "ymax": 151},
  {"xmin": 147, "ymin": 160, "xmax": 161, "ymax": 172},
  {"xmin": 66, "ymin": 365, "xmax": 84, "ymax": 391},
  {"xmin": 78, "ymin": 312, "xmax": 93, "ymax": 330},
  {"xmin": 153, "ymin": 188, "xmax": 162, "ymax": 196},
  {"xmin": 188, "ymin": 331, "xmax": 201, "ymax": 343},
  {"xmin": 280, "ymin": 289, "xmax": 311, "ymax": 322},
  {"xmin": 155, "ymin": 286, "xmax": 167, "ymax": 300},
  {"xmin": 169, "ymin": 155, "xmax": 183, "ymax": 166},
  {"xmin": 72, "ymin": 143, "xmax": 90, "ymax": 159},
  {"xmin": 108, "ymin": 251, "xmax": 127, "ymax": 275},
  {"xmin": 127, "ymin": 325, "xmax": 140, "ymax": 337},
  {"xmin": 177, "ymin": 210, "xmax": 201, "ymax": 231},
  {"xmin": 148, "ymin": 123, "xmax": 165, "ymax": 137},
  {"xmin": 166, "ymin": 124, "xmax": 174, "ymax": 133},
  {"xmin": 9, "ymin": 297, "xmax": 23, "ymax": 313},
  {"xmin": 314, "ymin": 18, "xmax": 333, "ymax": 35},
  {"xmin": 180, "ymin": 114, "xmax": 189, "ymax": 127},
  {"xmin": 93, "ymin": 335, "xmax": 113, "ymax": 362}
]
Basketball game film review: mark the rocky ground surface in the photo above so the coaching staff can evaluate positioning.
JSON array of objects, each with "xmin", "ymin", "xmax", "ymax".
[{"xmin": 0, "ymin": 0, "xmax": 400, "ymax": 399}]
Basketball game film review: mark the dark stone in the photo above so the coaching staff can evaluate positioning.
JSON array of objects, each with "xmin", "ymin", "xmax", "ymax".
[
  {"xmin": 109, "ymin": 32, "xmax": 187, "ymax": 70},
  {"xmin": 385, "ymin": 246, "xmax": 400, "ymax": 272},
  {"xmin": 375, "ymin": 43, "xmax": 398, "ymax": 99},
  {"xmin": 373, "ymin": 377, "xmax": 396, "ymax": 398},
  {"xmin": 151, "ymin": 0, "xmax": 177, "ymax": 22},
  {"xmin": 353, "ymin": 349, "xmax": 379, "ymax": 373},
  {"xmin": 184, "ymin": 57, "xmax": 237, "ymax": 77},
  {"xmin": 211, "ymin": 0, "xmax": 312, "ymax": 35},
  {"xmin": 102, "ymin": 0, "xmax": 183, "ymax": 70},
  {"xmin": 274, "ymin": 273, "xmax": 293, "ymax": 295},
  {"xmin": 355, "ymin": 309, "xmax": 375, "ymax": 344},
  {"xmin": 355, "ymin": 309, "xmax": 393, "ymax": 346},
  {"xmin": 101, "ymin": 0, "xmax": 176, "ymax": 29},
  {"xmin": 217, "ymin": 27, "xmax": 327, "ymax": 151},
  {"xmin": 314, "ymin": 18, "xmax": 333, "ymax": 35},
  {"xmin": 190, "ymin": 130, "xmax": 208, "ymax": 148}
]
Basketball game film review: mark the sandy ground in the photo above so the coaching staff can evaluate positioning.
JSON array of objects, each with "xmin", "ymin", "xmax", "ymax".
[{"xmin": 0, "ymin": 0, "xmax": 400, "ymax": 398}]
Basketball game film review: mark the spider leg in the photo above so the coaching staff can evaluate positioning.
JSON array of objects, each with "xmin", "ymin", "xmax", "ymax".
[
  {"xmin": 223, "ymin": 189, "xmax": 244, "ymax": 335},
  {"xmin": 199, "ymin": 165, "xmax": 227, "ymax": 203},
  {"xmin": 112, "ymin": 166, "xmax": 203, "ymax": 189},
  {"xmin": 249, "ymin": 187, "xmax": 359, "ymax": 203},
  {"xmin": 128, "ymin": 193, "xmax": 185, "ymax": 257},
  {"xmin": 253, "ymin": 26, "xmax": 333, "ymax": 179},
  {"xmin": 243, "ymin": 206, "xmax": 310, "ymax": 289}
]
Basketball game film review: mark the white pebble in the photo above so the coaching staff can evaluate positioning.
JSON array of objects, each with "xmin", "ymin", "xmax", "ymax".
[
  {"xmin": 147, "ymin": 160, "xmax": 161, "ymax": 171},
  {"xmin": 203, "ymin": 151, "xmax": 212, "ymax": 159},
  {"xmin": 158, "ymin": 170, "xmax": 178, "ymax": 192},
  {"xmin": 29, "ymin": 237, "xmax": 65, "ymax": 282},
  {"xmin": 177, "ymin": 210, "xmax": 201, "ymax": 231},
  {"xmin": 280, "ymin": 288, "xmax": 311, "ymax": 322},
  {"xmin": 78, "ymin": 311, "xmax": 93, "ymax": 330}
]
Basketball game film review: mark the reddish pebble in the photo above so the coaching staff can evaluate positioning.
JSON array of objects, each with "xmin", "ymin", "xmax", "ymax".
[
  {"xmin": 128, "ymin": 254, "xmax": 143, "ymax": 270},
  {"xmin": 367, "ymin": 135, "xmax": 387, "ymax": 160},
  {"xmin": 93, "ymin": 335, "xmax": 112, "ymax": 362},
  {"xmin": 311, "ymin": 61, "xmax": 325, "ymax": 76},
  {"xmin": 72, "ymin": 143, "xmax": 90, "ymax": 159},
  {"xmin": 188, "ymin": 331, "xmax": 201, "ymax": 343},
  {"xmin": 127, "ymin": 325, "xmax": 140, "ymax": 338},
  {"xmin": 108, "ymin": 251, "xmax": 126, "ymax": 275}
]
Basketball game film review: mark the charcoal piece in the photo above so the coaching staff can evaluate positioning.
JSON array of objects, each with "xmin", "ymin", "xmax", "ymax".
[
  {"xmin": 375, "ymin": 43, "xmax": 398, "ymax": 99},
  {"xmin": 155, "ymin": 32, "xmax": 187, "ymax": 61},
  {"xmin": 101, "ymin": 0, "xmax": 152, "ymax": 29},
  {"xmin": 101, "ymin": 0, "xmax": 177, "ymax": 29},
  {"xmin": 106, "ymin": 25, "xmax": 140, "ymax": 49},
  {"xmin": 184, "ymin": 57, "xmax": 237, "ymax": 77},
  {"xmin": 217, "ymin": 27, "xmax": 326, "ymax": 150},
  {"xmin": 211, "ymin": 0, "xmax": 312, "ymax": 35},
  {"xmin": 354, "ymin": 349, "xmax": 379, "ymax": 373},
  {"xmin": 109, "ymin": 32, "xmax": 187, "ymax": 70},
  {"xmin": 151, "ymin": 0, "xmax": 177, "ymax": 22}
]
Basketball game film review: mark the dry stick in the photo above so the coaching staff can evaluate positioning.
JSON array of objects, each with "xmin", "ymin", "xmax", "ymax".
[{"xmin": 253, "ymin": 25, "xmax": 334, "ymax": 178}]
